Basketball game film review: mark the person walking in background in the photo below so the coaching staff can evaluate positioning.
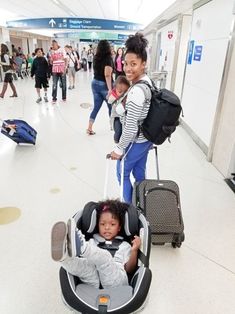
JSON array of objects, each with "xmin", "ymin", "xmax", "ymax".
[
  {"xmin": 86, "ymin": 40, "xmax": 113, "ymax": 135},
  {"xmin": 65, "ymin": 45, "xmax": 79, "ymax": 90},
  {"xmin": 31, "ymin": 48, "xmax": 49, "ymax": 103},
  {"xmin": 81, "ymin": 47, "xmax": 88, "ymax": 71},
  {"xmin": 73, "ymin": 48, "xmax": 80, "ymax": 62},
  {"xmin": 15, "ymin": 52, "xmax": 24, "ymax": 79},
  {"xmin": 87, "ymin": 49, "xmax": 94, "ymax": 71},
  {"xmin": 114, "ymin": 47, "xmax": 125, "ymax": 79},
  {"xmin": 26, "ymin": 53, "xmax": 34, "ymax": 73},
  {"xmin": 11, "ymin": 44, "xmax": 18, "ymax": 54},
  {"xmin": 111, "ymin": 46, "xmax": 116, "ymax": 67},
  {"xmin": 0, "ymin": 43, "xmax": 17, "ymax": 98},
  {"xmin": 50, "ymin": 40, "xmax": 67, "ymax": 103},
  {"xmin": 110, "ymin": 33, "xmax": 152, "ymax": 203}
]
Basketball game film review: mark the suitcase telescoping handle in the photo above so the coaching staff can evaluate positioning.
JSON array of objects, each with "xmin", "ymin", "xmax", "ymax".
[
  {"xmin": 105, "ymin": 154, "xmax": 124, "ymax": 201},
  {"xmin": 153, "ymin": 145, "xmax": 160, "ymax": 180}
]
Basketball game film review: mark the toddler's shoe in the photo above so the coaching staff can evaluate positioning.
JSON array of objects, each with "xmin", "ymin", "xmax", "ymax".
[
  {"xmin": 67, "ymin": 218, "xmax": 86, "ymax": 257},
  {"xmin": 51, "ymin": 221, "xmax": 67, "ymax": 261}
]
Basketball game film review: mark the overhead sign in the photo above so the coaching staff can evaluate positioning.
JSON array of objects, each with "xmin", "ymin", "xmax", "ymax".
[
  {"xmin": 54, "ymin": 32, "xmax": 129, "ymax": 41},
  {"xmin": 80, "ymin": 39, "xmax": 125, "ymax": 45},
  {"xmin": 6, "ymin": 18, "xmax": 142, "ymax": 31}
]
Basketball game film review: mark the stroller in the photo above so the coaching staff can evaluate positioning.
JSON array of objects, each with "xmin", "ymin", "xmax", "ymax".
[{"xmin": 59, "ymin": 201, "xmax": 152, "ymax": 313}]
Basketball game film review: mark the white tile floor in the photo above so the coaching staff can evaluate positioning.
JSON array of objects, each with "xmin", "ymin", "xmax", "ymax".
[{"xmin": 0, "ymin": 71, "xmax": 235, "ymax": 314}]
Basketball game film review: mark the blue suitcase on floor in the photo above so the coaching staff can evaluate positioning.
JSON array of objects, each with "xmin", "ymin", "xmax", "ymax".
[{"xmin": 1, "ymin": 119, "xmax": 37, "ymax": 145}]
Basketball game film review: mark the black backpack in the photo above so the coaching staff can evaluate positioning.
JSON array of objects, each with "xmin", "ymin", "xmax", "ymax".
[{"xmin": 137, "ymin": 80, "xmax": 182, "ymax": 145}]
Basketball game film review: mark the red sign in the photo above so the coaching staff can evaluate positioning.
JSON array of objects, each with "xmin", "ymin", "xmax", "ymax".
[{"xmin": 168, "ymin": 31, "xmax": 173, "ymax": 39}]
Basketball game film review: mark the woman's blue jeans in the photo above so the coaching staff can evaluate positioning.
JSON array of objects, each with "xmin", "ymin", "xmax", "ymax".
[
  {"xmin": 116, "ymin": 141, "xmax": 152, "ymax": 204},
  {"xmin": 90, "ymin": 79, "xmax": 111, "ymax": 122}
]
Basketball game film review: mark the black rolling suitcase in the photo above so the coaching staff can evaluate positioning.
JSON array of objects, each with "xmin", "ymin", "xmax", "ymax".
[{"xmin": 132, "ymin": 146, "xmax": 185, "ymax": 248}]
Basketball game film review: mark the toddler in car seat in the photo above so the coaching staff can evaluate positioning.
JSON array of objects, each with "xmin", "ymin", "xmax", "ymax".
[{"xmin": 51, "ymin": 199, "xmax": 141, "ymax": 289}]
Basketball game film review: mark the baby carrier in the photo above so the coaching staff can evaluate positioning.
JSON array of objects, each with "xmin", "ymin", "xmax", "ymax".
[{"xmin": 59, "ymin": 201, "xmax": 152, "ymax": 314}]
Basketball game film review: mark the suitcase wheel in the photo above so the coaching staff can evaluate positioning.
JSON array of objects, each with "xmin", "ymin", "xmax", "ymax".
[
  {"xmin": 172, "ymin": 242, "xmax": 181, "ymax": 248},
  {"xmin": 171, "ymin": 232, "xmax": 185, "ymax": 249}
]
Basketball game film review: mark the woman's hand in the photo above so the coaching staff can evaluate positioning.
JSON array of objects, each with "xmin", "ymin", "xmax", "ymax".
[
  {"xmin": 110, "ymin": 151, "xmax": 122, "ymax": 160},
  {"xmin": 106, "ymin": 89, "xmax": 112, "ymax": 100}
]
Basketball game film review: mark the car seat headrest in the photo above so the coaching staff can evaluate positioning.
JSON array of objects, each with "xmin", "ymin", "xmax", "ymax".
[{"xmin": 80, "ymin": 202, "xmax": 139, "ymax": 237}]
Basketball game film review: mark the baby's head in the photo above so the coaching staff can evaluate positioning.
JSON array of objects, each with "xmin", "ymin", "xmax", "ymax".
[
  {"xmin": 115, "ymin": 75, "xmax": 130, "ymax": 97},
  {"xmin": 96, "ymin": 200, "xmax": 128, "ymax": 240}
]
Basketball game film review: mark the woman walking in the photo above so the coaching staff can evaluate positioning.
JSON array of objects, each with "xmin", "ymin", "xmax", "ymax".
[
  {"xmin": 114, "ymin": 47, "xmax": 125, "ymax": 79},
  {"xmin": 86, "ymin": 40, "xmax": 113, "ymax": 135},
  {"xmin": 0, "ymin": 43, "xmax": 17, "ymax": 98},
  {"xmin": 87, "ymin": 49, "xmax": 94, "ymax": 71}
]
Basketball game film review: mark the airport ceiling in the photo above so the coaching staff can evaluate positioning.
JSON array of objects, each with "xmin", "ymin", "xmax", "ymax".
[{"xmin": 0, "ymin": 0, "xmax": 177, "ymax": 36}]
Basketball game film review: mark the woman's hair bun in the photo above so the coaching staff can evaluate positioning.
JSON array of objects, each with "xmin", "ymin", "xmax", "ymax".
[
  {"xmin": 125, "ymin": 32, "xmax": 148, "ymax": 61},
  {"xmin": 126, "ymin": 33, "xmax": 148, "ymax": 49}
]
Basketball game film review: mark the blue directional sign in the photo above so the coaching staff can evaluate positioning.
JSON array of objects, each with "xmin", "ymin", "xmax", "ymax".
[
  {"xmin": 6, "ymin": 18, "xmax": 142, "ymax": 31},
  {"xmin": 193, "ymin": 45, "xmax": 203, "ymax": 61},
  {"xmin": 187, "ymin": 40, "xmax": 195, "ymax": 64}
]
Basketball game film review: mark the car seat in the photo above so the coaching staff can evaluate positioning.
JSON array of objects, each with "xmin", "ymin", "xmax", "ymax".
[{"xmin": 59, "ymin": 201, "xmax": 152, "ymax": 314}]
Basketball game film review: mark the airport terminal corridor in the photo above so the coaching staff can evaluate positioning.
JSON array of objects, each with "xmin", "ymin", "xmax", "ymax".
[{"xmin": 0, "ymin": 71, "xmax": 235, "ymax": 313}]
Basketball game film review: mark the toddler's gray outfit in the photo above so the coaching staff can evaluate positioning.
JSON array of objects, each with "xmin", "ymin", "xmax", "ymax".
[{"xmin": 62, "ymin": 234, "xmax": 131, "ymax": 289}]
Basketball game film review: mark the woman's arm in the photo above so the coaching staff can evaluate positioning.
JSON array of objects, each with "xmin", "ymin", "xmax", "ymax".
[{"xmin": 104, "ymin": 65, "xmax": 113, "ymax": 92}]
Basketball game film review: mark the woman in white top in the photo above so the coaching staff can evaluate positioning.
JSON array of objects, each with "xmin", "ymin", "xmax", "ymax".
[
  {"xmin": 65, "ymin": 45, "xmax": 79, "ymax": 89},
  {"xmin": 87, "ymin": 49, "xmax": 94, "ymax": 71},
  {"xmin": 110, "ymin": 33, "xmax": 152, "ymax": 203},
  {"xmin": 0, "ymin": 43, "xmax": 17, "ymax": 98}
]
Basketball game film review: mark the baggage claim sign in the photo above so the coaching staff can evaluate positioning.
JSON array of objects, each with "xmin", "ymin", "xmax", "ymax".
[{"xmin": 6, "ymin": 18, "xmax": 142, "ymax": 31}]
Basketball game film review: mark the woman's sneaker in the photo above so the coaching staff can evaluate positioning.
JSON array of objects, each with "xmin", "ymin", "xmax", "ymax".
[
  {"xmin": 51, "ymin": 221, "xmax": 67, "ymax": 261},
  {"xmin": 67, "ymin": 218, "xmax": 86, "ymax": 257}
]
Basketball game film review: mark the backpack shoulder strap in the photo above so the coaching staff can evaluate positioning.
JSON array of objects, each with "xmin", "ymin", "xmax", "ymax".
[{"xmin": 133, "ymin": 79, "xmax": 153, "ymax": 101}]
